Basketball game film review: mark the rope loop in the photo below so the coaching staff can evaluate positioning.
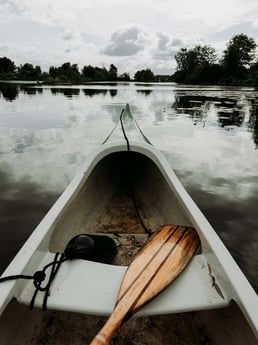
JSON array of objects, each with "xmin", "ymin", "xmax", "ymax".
[{"xmin": 0, "ymin": 253, "xmax": 66, "ymax": 310}]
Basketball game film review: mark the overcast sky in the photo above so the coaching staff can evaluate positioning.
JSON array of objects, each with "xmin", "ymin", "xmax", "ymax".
[{"xmin": 1, "ymin": 0, "xmax": 258, "ymax": 75}]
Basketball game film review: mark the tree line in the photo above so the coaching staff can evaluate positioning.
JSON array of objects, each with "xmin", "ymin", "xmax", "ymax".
[
  {"xmin": 172, "ymin": 33, "xmax": 258, "ymax": 85},
  {"xmin": 0, "ymin": 34, "xmax": 258, "ymax": 85},
  {"xmin": 0, "ymin": 57, "xmax": 156, "ymax": 83}
]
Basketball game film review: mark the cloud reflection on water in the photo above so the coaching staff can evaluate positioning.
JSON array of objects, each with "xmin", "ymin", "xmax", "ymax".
[{"xmin": 0, "ymin": 168, "xmax": 58, "ymax": 273}]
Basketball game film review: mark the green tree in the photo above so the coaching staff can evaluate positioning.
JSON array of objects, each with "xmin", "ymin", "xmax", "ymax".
[{"xmin": 221, "ymin": 34, "xmax": 257, "ymax": 77}]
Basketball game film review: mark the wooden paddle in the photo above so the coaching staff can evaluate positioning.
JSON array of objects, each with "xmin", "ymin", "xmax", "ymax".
[{"xmin": 89, "ymin": 224, "xmax": 200, "ymax": 345}]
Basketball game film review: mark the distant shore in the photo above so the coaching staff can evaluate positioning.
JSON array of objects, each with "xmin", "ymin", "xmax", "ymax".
[{"xmin": 1, "ymin": 80, "xmax": 258, "ymax": 89}]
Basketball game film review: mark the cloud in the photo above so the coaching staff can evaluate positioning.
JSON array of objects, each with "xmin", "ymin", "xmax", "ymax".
[
  {"xmin": 218, "ymin": 20, "xmax": 258, "ymax": 39},
  {"xmin": 157, "ymin": 32, "xmax": 170, "ymax": 50},
  {"xmin": 100, "ymin": 27, "xmax": 187, "ymax": 74},
  {"xmin": 5, "ymin": 0, "xmax": 77, "ymax": 28},
  {"xmin": 171, "ymin": 38, "xmax": 184, "ymax": 46},
  {"xmin": 1, "ymin": 0, "xmax": 258, "ymax": 74},
  {"xmin": 0, "ymin": 43, "xmax": 14, "ymax": 54},
  {"xmin": 62, "ymin": 28, "xmax": 76, "ymax": 41},
  {"xmin": 60, "ymin": 28, "xmax": 85, "ymax": 53},
  {"xmin": 102, "ymin": 26, "xmax": 149, "ymax": 56},
  {"xmin": 152, "ymin": 32, "xmax": 184, "ymax": 60}
]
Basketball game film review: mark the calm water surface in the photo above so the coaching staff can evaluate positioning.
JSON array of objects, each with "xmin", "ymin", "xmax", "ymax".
[{"xmin": 0, "ymin": 82, "xmax": 258, "ymax": 292}]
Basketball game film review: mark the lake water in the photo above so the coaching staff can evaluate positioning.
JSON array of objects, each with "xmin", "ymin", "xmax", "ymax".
[{"xmin": 0, "ymin": 82, "xmax": 258, "ymax": 292}]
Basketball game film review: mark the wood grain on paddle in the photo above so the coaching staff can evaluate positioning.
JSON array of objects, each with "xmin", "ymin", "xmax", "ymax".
[{"xmin": 89, "ymin": 225, "xmax": 200, "ymax": 345}]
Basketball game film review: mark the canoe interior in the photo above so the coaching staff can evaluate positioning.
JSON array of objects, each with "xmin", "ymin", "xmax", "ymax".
[
  {"xmin": 1, "ymin": 150, "xmax": 257, "ymax": 344},
  {"xmin": 49, "ymin": 151, "xmax": 195, "ymax": 264}
]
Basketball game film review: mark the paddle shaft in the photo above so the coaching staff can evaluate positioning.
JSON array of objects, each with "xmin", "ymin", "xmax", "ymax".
[
  {"xmin": 90, "ymin": 225, "xmax": 200, "ymax": 345},
  {"xmin": 89, "ymin": 303, "xmax": 131, "ymax": 345}
]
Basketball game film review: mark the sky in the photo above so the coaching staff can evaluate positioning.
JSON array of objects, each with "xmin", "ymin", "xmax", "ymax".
[{"xmin": 1, "ymin": 0, "xmax": 258, "ymax": 75}]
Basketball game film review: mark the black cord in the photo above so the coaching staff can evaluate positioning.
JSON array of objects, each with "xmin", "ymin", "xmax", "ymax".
[
  {"xmin": 120, "ymin": 108, "xmax": 151, "ymax": 236},
  {"xmin": 0, "ymin": 253, "xmax": 67, "ymax": 310},
  {"xmin": 30, "ymin": 253, "xmax": 67, "ymax": 310},
  {"xmin": 0, "ymin": 274, "xmax": 40, "ymax": 282},
  {"xmin": 131, "ymin": 193, "xmax": 152, "ymax": 236},
  {"xmin": 42, "ymin": 253, "xmax": 65, "ymax": 310},
  {"xmin": 120, "ymin": 108, "xmax": 130, "ymax": 152}
]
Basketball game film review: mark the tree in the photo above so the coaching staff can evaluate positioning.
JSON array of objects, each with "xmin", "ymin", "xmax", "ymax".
[
  {"xmin": 0, "ymin": 57, "xmax": 16, "ymax": 78},
  {"xmin": 82, "ymin": 65, "xmax": 109, "ymax": 81},
  {"xmin": 94, "ymin": 67, "xmax": 109, "ymax": 81},
  {"xmin": 174, "ymin": 45, "xmax": 217, "ymax": 83},
  {"xmin": 82, "ymin": 65, "xmax": 96, "ymax": 80},
  {"xmin": 118, "ymin": 72, "xmax": 130, "ymax": 81},
  {"xmin": 175, "ymin": 48, "xmax": 194, "ymax": 72},
  {"xmin": 221, "ymin": 34, "xmax": 257, "ymax": 77},
  {"xmin": 108, "ymin": 64, "xmax": 118, "ymax": 81},
  {"xmin": 198, "ymin": 45, "xmax": 217, "ymax": 66},
  {"xmin": 134, "ymin": 68, "xmax": 155, "ymax": 82},
  {"xmin": 175, "ymin": 45, "xmax": 217, "ymax": 73},
  {"xmin": 48, "ymin": 62, "xmax": 81, "ymax": 83},
  {"xmin": 59, "ymin": 62, "xmax": 81, "ymax": 82},
  {"xmin": 49, "ymin": 66, "xmax": 58, "ymax": 78},
  {"xmin": 17, "ymin": 63, "xmax": 42, "ymax": 80}
]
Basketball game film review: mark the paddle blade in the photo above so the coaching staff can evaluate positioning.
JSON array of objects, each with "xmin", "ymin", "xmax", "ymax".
[
  {"xmin": 131, "ymin": 225, "xmax": 200, "ymax": 312},
  {"xmin": 89, "ymin": 225, "xmax": 200, "ymax": 345},
  {"xmin": 117, "ymin": 225, "xmax": 200, "ymax": 313}
]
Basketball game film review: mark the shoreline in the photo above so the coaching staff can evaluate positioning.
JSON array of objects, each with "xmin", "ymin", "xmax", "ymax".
[{"xmin": 1, "ymin": 79, "xmax": 258, "ymax": 89}]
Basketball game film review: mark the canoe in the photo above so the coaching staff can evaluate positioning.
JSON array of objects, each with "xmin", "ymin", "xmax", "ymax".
[{"xmin": 0, "ymin": 104, "xmax": 257, "ymax": 344}]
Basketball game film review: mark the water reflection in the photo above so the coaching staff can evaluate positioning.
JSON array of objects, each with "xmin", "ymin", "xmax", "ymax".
[
  {"xmin": 136, "ymin": 90, "xmax": 153, "ymax": 96},
  {"xmin": 109, "ymin": 89, "xmax": 117, "ymax": 98},
  {"xmin": 81, "ymin": 88, "xmax": 119, "ymax": 98},
  {"xmin": 20, "ymin": 86, "xmax": 37, "ymax": 95},
  {"xmin": 50, "ymin": 88, "xmax": 80, "ymax": 98},
  {"xmin": 185, "ymin": 182, "xmax": 258, "ymax": 291},
  {"xmin": 0, "ymin": 83, "xmax": 43, "ymax": 101},
  {"xmin": 0, "ymin": 168, "xmax": 58, "ymax": 273},
  {"xmin": 172, "ymin": 90, "xmax": 258, "ymax": 144},
  {"xmin": 0, "ymin": 83, "xmax": 19, "ymax": 101}
]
